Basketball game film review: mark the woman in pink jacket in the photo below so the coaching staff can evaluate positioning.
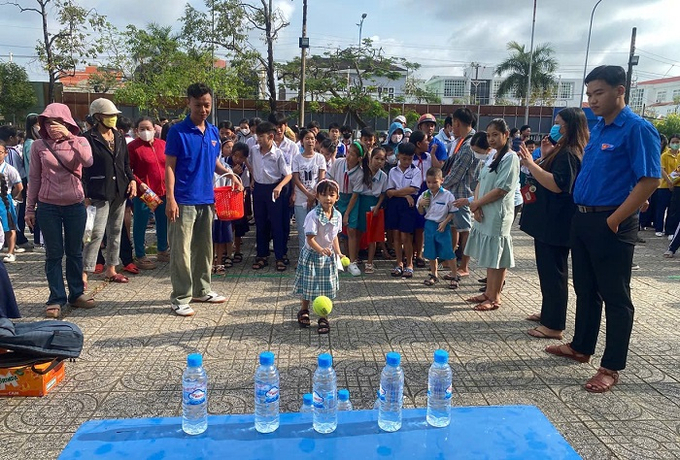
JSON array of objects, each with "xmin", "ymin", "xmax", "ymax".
[{"xmin": 25, "ymin": 103, "xmax": 95, "ymax": 318}]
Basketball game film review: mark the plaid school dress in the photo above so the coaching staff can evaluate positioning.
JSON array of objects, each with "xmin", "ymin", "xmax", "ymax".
[{"xmin": 292, "ymin": 205, "xmax": 342, "ymax": 301}]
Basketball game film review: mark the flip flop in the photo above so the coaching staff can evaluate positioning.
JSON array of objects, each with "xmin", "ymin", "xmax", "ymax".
[
  {"xmin": 473, "ymin": 300, "xmax": 500, "ymax": 311},
  {"xmin": 527, "ymin": 327, "xmax": 562, "ymax": 340},
  {"xmin": 466, "ymin": 293, "xmax": 489, "ymax": 303},
  {"xmin": 71, "ymin": 295, "xmax": 96, "ymax": 309},
  {"xmin": 105, "ymin": 273, "xmax": 129, "ymax": 283}
]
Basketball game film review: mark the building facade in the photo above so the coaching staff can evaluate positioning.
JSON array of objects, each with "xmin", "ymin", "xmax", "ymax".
[{"xmin": 631, "ymin": 76, "xmax": 680, "ymax": 118}]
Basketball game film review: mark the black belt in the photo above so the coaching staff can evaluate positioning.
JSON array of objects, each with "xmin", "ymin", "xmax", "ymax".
[{"xmin": 576, "ymin": 205, "xmax": 618, "ymax": 213}]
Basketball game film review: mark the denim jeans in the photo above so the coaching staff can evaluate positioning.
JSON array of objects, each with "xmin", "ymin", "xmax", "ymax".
[
  {"xmin": 82, "ymin": 199, "xmax": 126, "ymax": 272},
  {"xmin": 132, "ymin": 197, "xmax": 168, "ymax": 259},
  {"xmin": 36, "ymin": 201, "xmax": 86, "ymax": 307}
]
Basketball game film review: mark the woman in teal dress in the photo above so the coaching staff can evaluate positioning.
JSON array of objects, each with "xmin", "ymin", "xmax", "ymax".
[{"xmin": 464, "ymin": 118, "xmax": 520, "ymax": 311}]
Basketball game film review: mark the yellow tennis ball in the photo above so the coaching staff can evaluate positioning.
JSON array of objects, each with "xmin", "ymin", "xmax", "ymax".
[
  {"xmin": 341, "ymin": 256, "xmax": 351, "ymax": 268},
  {"xmin": 313, "ymin": 296, "xmax": 333, "ymax": 316}
]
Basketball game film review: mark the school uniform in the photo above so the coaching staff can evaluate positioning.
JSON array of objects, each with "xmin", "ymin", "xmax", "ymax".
[
  {"xmin": 212, "ymin": 161, "xmax": 234, "ymax": 245},
  {"xmin": 357, "ymin": 169, "xmax": 388, "ymax": 232},
  {"xmin": 570, "ymin": 106, "xmax": 660, "ymax": 372},
  {"xmin": 275, "ymin": 137, "xmax": 298, "ymax": 253},
  {"xmin": 417, "ymin": 187, "xmax": 457, "ymax": 261},
  {"xmin": 385, "ymin": 163, "xmax": 422, "ymax": 234},
  {"xmin": 328, "ymin": 158, "xmax": 363, "ymax": 229},
  {"xmin": 412, "ymin": 152, "xmax": 432, "ymax": 230},
  {"xmin": 249, "ymin": 143, "xmax": 292, "ymax": 260},
  {"xmin": 292, "ymin": 205, "xmax": 342, "ymax": 300}
]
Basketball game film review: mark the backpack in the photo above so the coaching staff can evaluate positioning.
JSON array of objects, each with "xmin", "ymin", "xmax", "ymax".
[{"xmin": 0, "ymin": 318, "xmax": 83, "ymax": 374}]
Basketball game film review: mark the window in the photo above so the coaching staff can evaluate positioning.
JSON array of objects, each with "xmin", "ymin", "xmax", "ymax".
[
  {"xmin": 656, "ymin": 90, "xmax": 667, "ymax": 103},
  {"xmin": 557, "ymin": 82, "xmax": 574, "ymax": 99},
  {"xmin": 631, "ymin": 88, "xmax": 645, "ymax": 110},
  {"xmin": 443, "ymin": 79, "xmax": 465, "ymax": 98},
  {"xmin": 673, "ymin": 89, "xmax": 680, "ymax": 101},
  {"xmin": 492, "ymin": 80, "xmax": 503, "ymax": 97}
]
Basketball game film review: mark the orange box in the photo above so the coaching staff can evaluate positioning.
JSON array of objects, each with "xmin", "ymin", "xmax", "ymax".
[{"xmin": 0, "ymin": 361, "xmax": 65, "ymax": 397}]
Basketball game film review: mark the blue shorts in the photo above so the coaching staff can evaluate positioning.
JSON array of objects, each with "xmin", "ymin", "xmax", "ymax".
[
  {"xmin": 452, "ymin": 206, "xmax": 471, "ymax": 232},
  {"xmin": 212, "ymin": 219, "xmax": 233, "ymax": 244},
  {"xmin": 385, "ymin": 196, "xmax": 418, "ymax": 234},
  {"xmin": 336, "ymin": 192, "xmax": 359, "ymax": 229},
  {"xmin": 0, "ymin": 199, "xmax": 17, "ymax": 232},
  {"xmin": 423, "ymin": 219, "xmax": 455, "ymax": 261}
]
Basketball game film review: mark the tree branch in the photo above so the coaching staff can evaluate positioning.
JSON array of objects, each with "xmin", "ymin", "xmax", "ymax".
[{"xmin": 1, "ymin": 1, "xmax": 42, "ymax": 14}]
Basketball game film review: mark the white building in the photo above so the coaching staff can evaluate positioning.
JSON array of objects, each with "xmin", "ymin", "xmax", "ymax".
[
  {"xmin": 424, "ymin": 65, "xmax": 582, "ymax": 107},
  {"xmin": 631, "ymin": 76, "xmax": 680, "ymax": 118}
]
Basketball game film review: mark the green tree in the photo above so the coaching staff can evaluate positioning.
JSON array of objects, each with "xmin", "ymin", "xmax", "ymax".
[
  {"xmin": 0, "ymin": 62, "xmax": 37, "ymax": 122},
  {"xmin": 495, "ymin": 41, "xmax": 557, "ymax": 106},
  {"xmin": 278, "ymin": 40, "xmax": 415, "ymax": 127},
  {"xmin": 5, "ymin": 0, "xmax": 107, "ymax": 102},
  {"xmin": 654, "ymin": 113, "xmax": 680, "ymax": 139}
]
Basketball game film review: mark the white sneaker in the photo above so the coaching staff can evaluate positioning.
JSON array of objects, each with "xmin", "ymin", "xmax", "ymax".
[
  {"xmin": 347, "ymin": 262, "xmax": 361, "ymax": 277},
  {"xmin": 14, "ymin": 247, "xmax": 25, "ymax": 253},
  {"xmin": 192, "ymin": 291, "xmax": 227, "ymax": 303},
  {"xmin": 669, "ymin": 235, "xmax": 674, "ymax": 241},
  {"xmin": 171, "ymin": 304, "xmax": 195, "ymax": 316},
  {"xmin": 655, "ymin": 232, "xmax": 665, "ymax": 237},
  {"xmin": 664, "ymin": 250, "xmax": 675, "ymax": 258},
  {"xmin": 34, "ymin": 245, "xmax": 46, "ymax": 253},
  {"xmin": 3, "ymin": 253, "xmax": 15, "ymax": 263}
]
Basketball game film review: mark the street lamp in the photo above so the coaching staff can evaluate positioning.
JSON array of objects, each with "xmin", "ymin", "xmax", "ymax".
[
  {"xmin": 580, "ymin": 0, "xmax": 604, "ymax": 106},
  {"xmin": 357, "ymin": 13, "xmax": 367, "ymax": 46}
]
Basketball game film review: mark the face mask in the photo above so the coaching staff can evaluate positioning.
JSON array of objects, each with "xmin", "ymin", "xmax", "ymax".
[
  {"xmin": 138, "ymin": 130, "xmax": 155, "ymax": 142},
  {"xmin": 670, "ymin": 143, "xmax": 680, "ymax": 151},
  {"xmin": 342, "ymin": 132, "xmax": 352, "ymax": 139},
  {"xmin": 391, "ymin": 134, "xmax": 403, "ymax": 144},
  {"xmin": 240, "ymin": 128, "xmax": 250, "ymax": 135},
  {"xmin": 549, "ymin": 124, "xmax": 562, "ymax": 143},
  {"xmin": 387, "ymin": 153, "xmax": 397, "ymax": 164},
  {"xmin": 101, "ymin": 116, "xmax": 117, "ymax": 129},
  {"xmin": 473, "ymin": 152, "xmax": 488, "ymax": 161}
]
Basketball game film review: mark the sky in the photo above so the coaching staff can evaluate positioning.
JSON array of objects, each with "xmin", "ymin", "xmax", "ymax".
[{"xmin": 0, "ymin": 0, "xmax": 679, "ymax": 86}]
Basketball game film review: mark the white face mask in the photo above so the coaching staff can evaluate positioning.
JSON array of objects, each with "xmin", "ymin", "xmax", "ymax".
[
  {"xmin": 241, "ymin": 128, "xmax": 250, "ymax": 136},
  {"xmin": 138, "ymin": 130, "xmax": 155, "ymax": 142},
  {"xmin": 387, "ymin": 153, "xmax": 397, "ymax": 164},
  {"xmin": 473, "ymin": 152, "xmax": 488, "ymax": 161},
  {"xmin": 391, "ymin": 134, "xmax": 403, "ymax": 144}
]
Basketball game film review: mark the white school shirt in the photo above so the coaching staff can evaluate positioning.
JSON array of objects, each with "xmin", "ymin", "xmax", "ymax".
[
  {"xmin": 304, "ymin": 205, "xmax": 342, "ymax": 250},
  {"xmin": 360, "ymin": 169, "xmax": 389, "ymax": 197},
  {"xmin": 245, "ymin": 136, "xmax": 257, "ymax": 149},
  {"xmin": 413, "ymin": 152, "xmax": 432, "ymax": 183},
  {"xmin": 292, "ymin": 152, "xmax": 326, "ymax": 206},
  {"xmin": 416, "ymin": 187, "xmax": 458, "ymax": 222},
  {"xmin": 387, "ymin": 163, "xmax": 422, "ymax": 193},
  {"xmin": 213, "ymin": 159, "xmax": 234, "ymax": 187},
  {"xmin": 248, "ymin": 144, "xmax": 291, "ymax": 184},
  {"xmin": 276, "ymin": 136, "xmax": 299, "ymax": 167},
  {"xmin": 328, "ymin": 158, "xmax": 363, "ymax": 194},
  {"xmin": 0, "ymin": 162, "xmax": 22, "ymax": 192}
]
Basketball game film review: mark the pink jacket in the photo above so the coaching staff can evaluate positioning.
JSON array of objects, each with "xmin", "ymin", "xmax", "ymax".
[{"xmin": 26, "ymin": 103, "xmax": 93, "ymax": 216}]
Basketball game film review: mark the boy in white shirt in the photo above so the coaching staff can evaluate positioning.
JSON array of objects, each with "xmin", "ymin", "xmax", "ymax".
[{"xmin": 0, "ymin": 141, "xmax": 24, "ymax": 263}]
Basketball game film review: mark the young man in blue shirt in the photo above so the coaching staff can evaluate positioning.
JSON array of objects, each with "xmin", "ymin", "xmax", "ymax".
[
  {"xmin": 165, "ymin": 83, "xmax": 241, "ymax": 316},
  {"xmin": 546, "ymin": 66, "xmax": 661, "ymax": 393}
]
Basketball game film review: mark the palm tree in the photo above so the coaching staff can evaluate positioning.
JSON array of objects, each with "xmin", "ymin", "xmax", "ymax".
[{"xmin": 495, "ymin": 41, "xmax": 558, "ymax": 105}]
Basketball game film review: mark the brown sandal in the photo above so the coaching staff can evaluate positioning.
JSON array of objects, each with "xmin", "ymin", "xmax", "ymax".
[
  {"xmin": 71, "ymin": 295, "xmax": 96, "ymax": 309},
  {"xmin": 473, "ymin": 300, "xmax": 500, "ymax": 311},
  {"xmin": 544, "ymin": 343, "xmax": 591, "ymax": 363},
  {"xmin": 466, "ymin": 293, "xmax": 489, "ymax": 303},
  {"xmin": 297, "ymin": 309, "xmax": 311, "ymax": 327},
  {"xmin": 45, "ymin": 305, "xmax": 61, "ymax": 318},
  {"xmin": 527, "ymin": 327, "xmax": 563, "ymax": 340},
  {"xmin": 584, "ymin": 367, "xmax": 619, "ymax": 393}
]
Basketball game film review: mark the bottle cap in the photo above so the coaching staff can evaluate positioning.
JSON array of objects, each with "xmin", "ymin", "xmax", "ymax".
[
  {"xmin": 434, "ymin": 349, "xmax": 449, "ymax": 364},
  {"xmin": 303, "ymin": 393, "xmax": 313, "ymax": 405},
  {"xmin": 386, "ymin": 352, "xmax": 401, "ymax": 366},
  {"xmin": 338, "ymin": 389, "xmax": 350, "ymax": 401},
  {"xmin": 318, "ymin": 353, "xmax": 333, "ymax": 368},
  {"xmin": 187, "ymin": 353, "xmax": 202, "ymax": 367},
  {"xmin": 259, "ymin": 351, "xmax": 275, "ymax": 366}
]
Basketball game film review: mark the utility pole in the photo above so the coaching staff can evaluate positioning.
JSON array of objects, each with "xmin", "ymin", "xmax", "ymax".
[
  {"xmin": 357, "ymin": 13, "xmax": 367, "ymax": 46},
  {"xmin": 211, "ymin": 0, "xmax": 216, "ymax": 126},
  {"xmin": 581, "ymin": 0, "xmax": 604, "ymax": 107},
  {"xmin": 524, "ymin": 0, "xmax": 537, "ymax": 125},
  {"xmin": 298, "ymin": 0, "xmax": 309, "ymax": 127},
  {"xmin": 625, "ymin": 27, "xmax": 638, "ymax": 105}
]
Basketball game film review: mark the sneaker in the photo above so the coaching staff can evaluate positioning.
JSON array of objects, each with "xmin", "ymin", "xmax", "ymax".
[
  {"xmin": 14, "ymin": 247, "xmax": 25, "ymax": 253},
  {"xmin": 364, "ymin": 263, "xmax": 375, "ymax": 274},
  {"xmin": 656, "ymin": 232, "xmax": 665, "ymax": 237},
  {"xmin": 34, "ymin": 245, "xmax": 46, "ymax": 253},
  {"xmin": 669, "ymin": 235, "xmax": 674, "ymax": 241},
  {"xmin": 3, "ymin": 253, "xmax": 15, "ymax": 263},
  {"xmin": 664, "ymin": 250, "xmax": 675, "ymax": 258},
  {"xmin": 18, "ymin": 242, "xmax": 34, "ymax": 250},
  {"xmin": 135, "ymin": 257, "xmax": 157, "ymax": 270},
  {"xmin": 347, "ymin": 262, "xmax": 361, "ymax": 277},
  {"xmin": 156, "ymin": 250, "xmax": 170, "ymax": 262},
  {"xmin": 192, "ymin": 291, "xmax": 227, "ymax": 303},
  {"xmin": 171, "ymin": 304, "xmax": 195, "ymax": 316},
  {"xmin": 631, "ymin": 263, "xmax": 640, "ymax": 270}
]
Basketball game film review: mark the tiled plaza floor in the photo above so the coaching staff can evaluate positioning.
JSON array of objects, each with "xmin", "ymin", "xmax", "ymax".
[{"xmin": 1, "ymin": 224, "xmax": 679, "ymax": 459}]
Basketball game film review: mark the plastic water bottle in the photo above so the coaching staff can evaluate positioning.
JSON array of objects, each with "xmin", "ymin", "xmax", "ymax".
[
  {"xmin": 378, "ymin": 352, "xmax": 404, "ymax": 432},
  {"xmin": 427, "ymin": 349, "xmax": 453, "ymax": 427},
  {"xmin": 337, "ymin": 389, "xmax": 353, "ymax": 411},
  {"xmin": 300, "ymin": 393, "xmax": 313, "ymax": 413},
  {"xmin": 182, "ymin": 353, "xmax": 208, "ymax": 435},
  {"xmin": 254, "ymin": 351, "xmax": 280, "ymax": 433},
  {"xmin": 313, "ymin": 353, "xmax": 337, "ymax": 434}
]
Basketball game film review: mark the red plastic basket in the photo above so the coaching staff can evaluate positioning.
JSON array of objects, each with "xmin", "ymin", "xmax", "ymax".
[{"xmin": 214, "ymin": 185, "xmax": 244, "ymax": 221}]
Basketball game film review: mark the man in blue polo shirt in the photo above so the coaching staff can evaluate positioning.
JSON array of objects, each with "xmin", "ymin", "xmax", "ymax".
[
  {"xmin": 546, "ymin": 66, "xmax": 661, "ymax": 393},
  {"xmin": 165, "ymin": 82, "xmax": 239, "ymax": 317}
]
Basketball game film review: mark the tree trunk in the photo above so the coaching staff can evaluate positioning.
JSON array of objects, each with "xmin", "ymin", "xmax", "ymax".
[
  {"xmin": 265, "ymin": 0, "xmax": 277, "ymax": 113},
  {"xmin": 349, "ymin": 109, "xmax": 367, "ymax": 129},
  {"xmin": 39, "ymin": 1, "xmax": 55, "ymax": 102}
]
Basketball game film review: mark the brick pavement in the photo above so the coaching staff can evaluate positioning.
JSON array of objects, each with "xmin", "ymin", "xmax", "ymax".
[{"xmin": 0, "ymin": 225, "xmax": 679, "ymax": 459}]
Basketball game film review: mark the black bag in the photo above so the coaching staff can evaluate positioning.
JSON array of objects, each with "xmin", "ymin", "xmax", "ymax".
[{"xmin": 0, "ymin": 318, "xmax": 83, "ymax": 374}]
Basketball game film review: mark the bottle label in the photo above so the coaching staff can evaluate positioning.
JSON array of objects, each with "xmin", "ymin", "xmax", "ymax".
[
  {"xmin": 256, "ymin": 383, "xmax": 280, "ymax": 403},
  {"xmin": 445, "ymin": 384, "xmax": 453, "ymax": 400},
  {"xmin": 313, "ymin": 390, "xmax": 335, "ymax": 409},
  {"xmin": 184, "ymin": 386, "xmax": 206, "ymax": 406},
  {"xmin": 313, "ymin": 390, "xmax": 324, "ymax": 408},
  {"xmin": 379, "ymin": 385, "xmax": 386, "ymax": 402}
]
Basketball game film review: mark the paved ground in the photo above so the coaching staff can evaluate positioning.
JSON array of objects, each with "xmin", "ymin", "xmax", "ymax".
[{"xmin": 1, "ymin": 223, "xmax": 679, "ymax": 459}]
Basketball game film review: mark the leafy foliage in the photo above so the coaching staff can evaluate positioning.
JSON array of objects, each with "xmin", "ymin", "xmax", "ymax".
[
  {"xmin": 0, "ymin": 62, "xmax": 37, "ymax": 121},
  {"xmin": 495, "ymin": 41, "xmax": 557, "ymax": 105},
  {"xmin": 654, "ymin": 113, "xmax": 680, "ymax": 139}
]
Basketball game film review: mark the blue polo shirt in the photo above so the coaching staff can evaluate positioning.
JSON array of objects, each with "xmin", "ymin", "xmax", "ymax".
[
  {"xmin": 573, "ymin": 106, "xmax": 660, "ymax": 206},
  {"xmin": 165, "ymin": 116, "xmax": 221, "ymax": 205}
]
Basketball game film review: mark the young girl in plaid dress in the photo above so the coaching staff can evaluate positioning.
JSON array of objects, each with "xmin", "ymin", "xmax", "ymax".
[{"xmin": 293, "ymin": 179, "xmax": 344, "ymax": 334}]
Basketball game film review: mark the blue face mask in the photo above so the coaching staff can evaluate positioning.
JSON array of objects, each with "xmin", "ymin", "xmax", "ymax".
[{"xmin": 549, "ymin": 124, "xmax": 563, "ymax": 143}]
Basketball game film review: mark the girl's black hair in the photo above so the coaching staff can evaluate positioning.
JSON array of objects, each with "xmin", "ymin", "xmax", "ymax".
[
  {"xmin": 232, "ymin": 141, "xmax": 249, "ymax": 158},
  {"xmin": 486, "ymin": 119, "xmax": 511, "ymax": 173},
  {"xmin": 470, "ymin": 131, "xmax": 489, "ymax": 150},
  {"xmin": 25, "ymin": 114, "xmax": 39, "ymax": 141},
  {"xmin": 409, "ymin": 130, "xmax": 427, "ymax": 147},
  {"xmin": 135, "ymin": 116, "xmax": 155, "ymax": 129},
  {"xmin": 317, "ymin": 179, "xmax": 339, "ymax": 196},
  {"xmin": 320, "ymin": 138, "xmax": 337, "ymax": 154},
  {"xmin": 361, "ymin": 148, "xmax": 372, "ymax": 187},
  {"xmin": 299, "ymin": 128, "xmax": 314, "ymax": 143}
]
